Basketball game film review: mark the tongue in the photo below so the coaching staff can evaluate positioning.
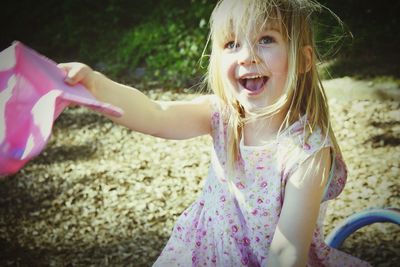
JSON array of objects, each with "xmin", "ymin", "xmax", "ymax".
[{"xmin": 245, "ymin": 78, "xmax": 264, "ymax": 91}]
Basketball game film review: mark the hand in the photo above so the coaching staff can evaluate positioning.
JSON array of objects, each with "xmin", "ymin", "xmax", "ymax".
[{"xmin": 58, "ymin": 62, "xmax": 96, "ymax": 92}]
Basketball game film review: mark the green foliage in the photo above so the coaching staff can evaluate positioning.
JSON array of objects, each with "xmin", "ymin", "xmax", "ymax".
[
  {"xmin": 107, "ymin": 0, "xmax": 214, "ymax": 88},
  {"xmin": 2, "ymin": 0, "xmax": 158, "ymax": 63},
  {"xmin": 3, "ymin": 0, "xmax": 398, "ymax": 87}
]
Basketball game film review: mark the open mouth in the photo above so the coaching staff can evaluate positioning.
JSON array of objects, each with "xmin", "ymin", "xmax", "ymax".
[{"xmin": 238, "ymin": 75, "xmax": 269, "ymax": 93}]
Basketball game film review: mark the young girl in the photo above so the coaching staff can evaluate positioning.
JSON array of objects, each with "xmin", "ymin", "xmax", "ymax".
[{"xmin": 59, "ymin": 0, "xmax": 372, "ymax": 266}]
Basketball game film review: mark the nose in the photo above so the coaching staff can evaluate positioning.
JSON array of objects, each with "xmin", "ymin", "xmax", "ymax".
[{"xmin": 238, "ymin": 45, "xmax": 258, "ymax": 66}]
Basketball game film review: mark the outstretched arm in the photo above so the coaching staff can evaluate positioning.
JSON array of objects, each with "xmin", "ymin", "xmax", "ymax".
[
  {"xmin": 267, "ymin": 147, "xmax": 331, "ymax": 267},
  {"xmin": 59, "ymin": 63, "xmax": 212, "ymax": 140}
]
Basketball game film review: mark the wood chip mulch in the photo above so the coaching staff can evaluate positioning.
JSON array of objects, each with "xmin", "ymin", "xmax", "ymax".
[{"xmin": 0, "ymin": 89, "xmax": 399, "ymax": 266}]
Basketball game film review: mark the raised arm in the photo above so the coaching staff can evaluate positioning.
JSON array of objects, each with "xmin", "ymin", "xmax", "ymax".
[
  {"xmin": 267, "ymin": 147, "xmax": 331, "ymax": 267},
  {"xmin": 59, "ymin": 62, "xmax": 213, "ymax": 140}
]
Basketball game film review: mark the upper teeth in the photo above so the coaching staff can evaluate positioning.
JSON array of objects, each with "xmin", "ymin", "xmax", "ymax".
[{"xmin": 244, "ymin": 75, "xmax": 263, "ymax": 79}]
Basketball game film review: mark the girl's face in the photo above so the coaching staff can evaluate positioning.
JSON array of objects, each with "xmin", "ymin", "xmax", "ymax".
[{"xmin": 219, "ymin": 26, "xmax": 288, "ymax": 113}]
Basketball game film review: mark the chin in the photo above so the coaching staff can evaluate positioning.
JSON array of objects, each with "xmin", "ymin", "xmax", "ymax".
[{"xmin": 236, "ymin": 92, "xmax": 266, "ymax": 110}]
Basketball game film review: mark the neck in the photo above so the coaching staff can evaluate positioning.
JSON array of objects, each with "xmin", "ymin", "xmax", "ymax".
[{"xmin": 243, "ymin": 107, "xmax": 289, "ymax": 146}]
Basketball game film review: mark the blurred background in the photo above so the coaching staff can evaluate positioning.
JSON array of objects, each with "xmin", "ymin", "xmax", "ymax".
[
  {"xmin": 0, "ymin": 0, "xmax": 399, "ymax": 266},
  {"xmin": 1, "ymin": 0, "xmax": 399, "ymax": 87}
]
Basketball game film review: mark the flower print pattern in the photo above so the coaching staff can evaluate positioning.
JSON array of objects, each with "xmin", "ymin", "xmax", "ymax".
[
  {"xmin": 231, "ymin": 225, "xmax": 239, "ymax": 233},
  {"xmin": 236, "ymin": 182, "xmax": 245, "ymax": 189},
  {"xmin": 152, "ymin": 96, "xmax": 372, "ymax": 267},
  {"xmin": 303, "ymin": 142, "xmax": 311, "ymax": 150},
  {"xmin": 243, "ymin": 237, "xmax": 250, "ymax": 246}
]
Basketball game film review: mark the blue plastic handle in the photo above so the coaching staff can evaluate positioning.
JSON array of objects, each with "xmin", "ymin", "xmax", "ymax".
[{"xmin": 325, "ymin": 208, "xmax": 400, "ymax": 249}]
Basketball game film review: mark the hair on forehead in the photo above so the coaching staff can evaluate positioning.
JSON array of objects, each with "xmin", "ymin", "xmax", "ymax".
[
  {"xmin": 210, "ymin": 0, "xmax": 285, "ymax": 46},
  {"xmin": 210, "ymin": 0, "xmax": 326, "ymax": 46}
]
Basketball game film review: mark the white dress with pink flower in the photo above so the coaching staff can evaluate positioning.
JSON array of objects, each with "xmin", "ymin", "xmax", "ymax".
[{"xmin": 153, "ymin": 97, "xmax": 372, "ymax": 267}]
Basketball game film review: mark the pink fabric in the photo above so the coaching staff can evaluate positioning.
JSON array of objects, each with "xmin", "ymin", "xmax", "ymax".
[{"xmin": 0, "ymin": 41, "xmax": 123, "ymax": 176}]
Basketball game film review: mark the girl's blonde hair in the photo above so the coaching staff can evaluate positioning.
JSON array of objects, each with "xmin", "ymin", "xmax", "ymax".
[{"xmin": 206, "ymin": 0, "xmax": 342, "ymax": 170}]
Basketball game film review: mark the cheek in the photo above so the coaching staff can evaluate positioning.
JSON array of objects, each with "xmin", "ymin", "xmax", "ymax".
[
  {"xmin": 262, "ymin": 49, "xmax": 288, "ymax": 75},
  {"xmin": 220, "ymin": 55, "xmax": 237, "ymax": 81}
]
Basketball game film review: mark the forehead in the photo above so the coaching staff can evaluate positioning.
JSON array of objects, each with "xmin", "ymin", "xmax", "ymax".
[{"xmin": 211, "ymin": 0, "xmax": 284, "ymax": 44}]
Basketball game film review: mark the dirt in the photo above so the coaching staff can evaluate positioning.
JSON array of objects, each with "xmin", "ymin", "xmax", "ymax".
[{"xmin": 0, "ymin": 79, "xmax": 399, "ymax": 266}]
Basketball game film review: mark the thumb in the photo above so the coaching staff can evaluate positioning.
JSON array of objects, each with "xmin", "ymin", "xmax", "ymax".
[
  {"xmin": 57, "ymin": 63, "xmax": 72, "ymax": 76},
  {"xmin": 57, "ymin": 63, "xmax": 71, "ymax": 70},
  {"xmin": 59, "ymin": 63, "xmax": 85, "ymax": 85},
  {"xmin": 65, "ymin": 67, "xmax": 81, "ymax": 85},
  {"xmin": 57, "ymin": 63, "xmax": 73, "ymax": 83}
]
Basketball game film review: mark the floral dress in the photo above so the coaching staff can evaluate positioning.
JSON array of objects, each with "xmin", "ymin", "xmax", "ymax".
[{"xmin": 153, "ymin": 97, "xmax": 372, "ymax": 267}]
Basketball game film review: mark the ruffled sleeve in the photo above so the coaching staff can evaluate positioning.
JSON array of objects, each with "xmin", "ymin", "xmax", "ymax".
[
  {"xmin": 321, "ymin": 153, "xmax": 347, "ymax": 201},
  {"xmin": 279, "ymin": 120, "xmax": 347, "ymax": 202}
]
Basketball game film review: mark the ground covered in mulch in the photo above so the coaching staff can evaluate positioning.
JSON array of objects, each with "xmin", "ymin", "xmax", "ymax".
[{"xmin": 0, "ymin": 88, "xmax": 399, "ymax": 266}]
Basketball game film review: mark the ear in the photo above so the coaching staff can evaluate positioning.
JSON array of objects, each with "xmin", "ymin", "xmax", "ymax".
[{"xmin": 301, "ymin": 45, "xmax": 313, "ymax": 73}]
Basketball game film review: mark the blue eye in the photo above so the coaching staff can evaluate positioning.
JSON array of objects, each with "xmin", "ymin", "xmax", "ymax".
[
  {"xmin": 259, "ymin": 36, "xmax": 275, "ymax": 45},
  {"xmin": 224, "ymin": 41, "xmax": 240, "ymax": 49}
]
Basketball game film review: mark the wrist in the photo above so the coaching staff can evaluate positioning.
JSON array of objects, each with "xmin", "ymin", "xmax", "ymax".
[{"xmin": 88, "ymin": 70, "xmax": 101, "ymax": 95}]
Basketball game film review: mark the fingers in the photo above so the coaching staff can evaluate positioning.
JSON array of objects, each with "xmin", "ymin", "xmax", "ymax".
[
  {"xmin": 57, "ymin": 63, "xmax": 71, "ymax": 71},
  {"xmin": 65, "ymin": 66, "xmax": 84, "ymax": 85},
  {"xmin": 57, "ymin": 62, "xmax": 88, "ymax": 86}
]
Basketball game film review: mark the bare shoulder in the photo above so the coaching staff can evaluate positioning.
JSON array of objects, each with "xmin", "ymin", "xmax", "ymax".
[{"xmin": 289, "ymin": 147, "xmax": 331, "ymax": 189}]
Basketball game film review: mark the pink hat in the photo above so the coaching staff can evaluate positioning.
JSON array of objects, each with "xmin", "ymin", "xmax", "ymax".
[{"xmin": 0, "ymin": 41, "xmax": 123, "ymax": 176}]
